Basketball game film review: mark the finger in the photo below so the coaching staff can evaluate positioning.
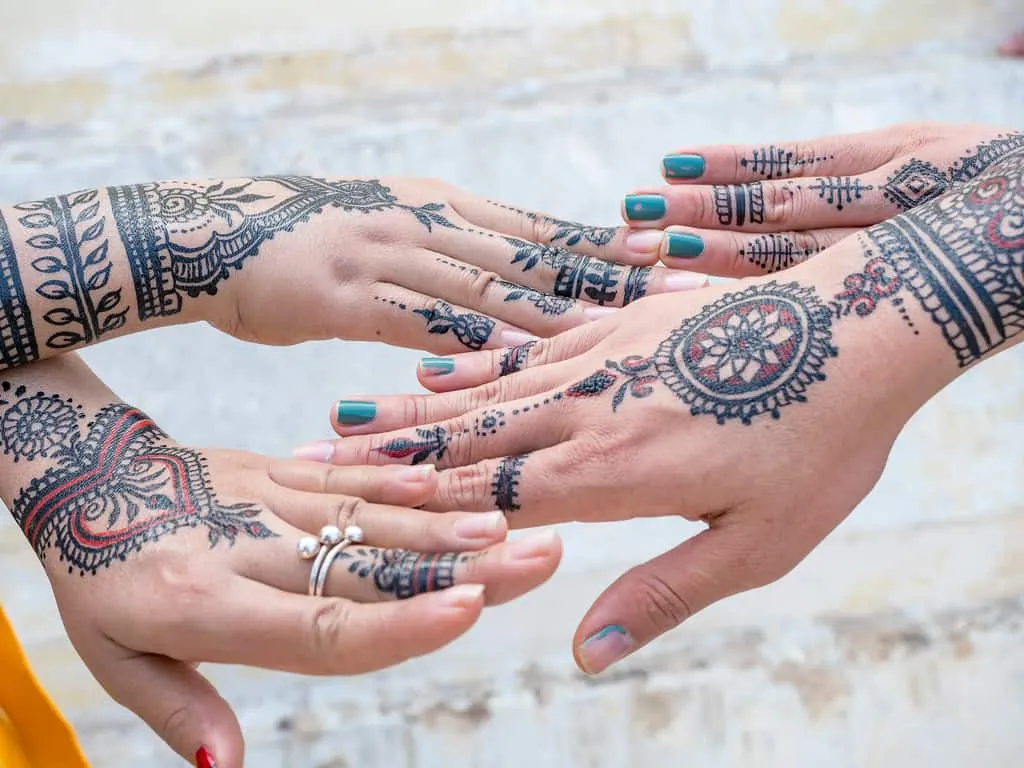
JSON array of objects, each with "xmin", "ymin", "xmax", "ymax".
[
  {"xmin": 369, "ymin": 284, "xmax": 539, "ymax": 352},
  {"xmin": 91, "ymin": 649, "xmax": 243, "ymax": 768},
  {"xmin": 621, "ymin": 171, "xmax": 899, "ymax": 232},
  {"xmin": 446, "ymin": 189, "xmax": 652, "ymax": 264},
  {"xmin": 259, "ymin": 476, "xmax": 509, "ymax": 551},
  {"xmin": 134, "ymin": 574, "xmax": 486, "ymax": 675},
  {"xmin": 415, "ymin": 321, "xmax": 607, "ymax": 394},
  {"xmin": 320, "ymin": 387, "xmax": 570, "ymax": 469},
  {"xmin": 266, "ymin": 460, "xmax": 438, "ymax": 506},
  {"xmin": 657, "ymin": 131, "xmax": 895, "ymax": 184},
  {"xmin": 656, "ymin": 226, "xmax": 859, "ymax": 277},
  {"xmin": 573, "ymin": 525, "xmax": 765, "ymax": 675},
  {"xmin": 423, "ymin": 223, "xmax": 688, "ymax": 309}
]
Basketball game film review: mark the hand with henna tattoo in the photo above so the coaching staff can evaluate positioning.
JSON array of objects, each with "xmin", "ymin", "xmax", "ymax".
[
  {"xmin": 616, "ymin": 121, "xmax": 1023, "ymax": 278},
  {"xmin": 0, "ymin": 355, "xmax": 562, "ymax": 768},
  {"xmin": 0, "ymin": 176, "xmax": 700, "ymax": 371},
  {"xmin": 290, "ymin": 147, "xmax": 1024, "ymax": 676}
]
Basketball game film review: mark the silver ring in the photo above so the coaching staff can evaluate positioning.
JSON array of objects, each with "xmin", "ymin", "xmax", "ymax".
[{"xmin": 300, "ymin": 525, "xmax": 365, "ymax": 597}]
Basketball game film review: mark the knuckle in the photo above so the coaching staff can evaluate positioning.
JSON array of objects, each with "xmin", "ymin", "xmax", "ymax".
[
  {"xmin": 467, "ymin": 269, "xmax": 501, "ymax": 302},
  {"xmin": 159, "ymin": 703, "xmax": 194, "ymax": 752},
  {"xmin": 467, "ymin": 378, "xmax": 510, "ymax": 410},
  {"xmin": 762, "ymin": 181, "xmax": 804, "ymax": 226},
  {"xmin": 636, "ymin": 571, "xmax": 693, "ymax": 633},
  {"xmin": 401, "ymin": 395, "xmax": 433, "ymax": 427},
  {"xmin": 332, "ymin": 496, "xmax": 366, "ymax": 529},
  {"xmin": 438, "ymin": 463, "xmax": 492, "ymax": 509},
  {"xmin": 791, "ymin": 230, "xmax": 827, "ymax": 260},
  {"xmin": 309, "ymin": 598, "xmax": 356, "ymax": 672},
  {"xmin": 528, "ymin": 214, "xmax": 561, "ymax": 245}
]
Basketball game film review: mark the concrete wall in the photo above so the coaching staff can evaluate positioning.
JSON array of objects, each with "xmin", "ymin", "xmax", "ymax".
[{"xmin": 1, "ymin": 1, "xmax": 1023, "ymax": 766}]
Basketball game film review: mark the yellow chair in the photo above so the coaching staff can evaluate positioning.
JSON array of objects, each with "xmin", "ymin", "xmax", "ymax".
[{"xmin": 0, "ymin": 605, "xmax": 88, "ymax": 767}]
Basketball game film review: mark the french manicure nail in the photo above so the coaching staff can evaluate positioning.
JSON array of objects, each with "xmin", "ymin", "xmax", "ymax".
[
  {"xmin": 292, "ymin": 441, "xmax": 335, "ymax": 462},
  {"xmin": 399, "ymin": 465, "xmax": 435, "ymax": 482},
  {"xmin": 441, "ymin": 583, "xmax": 485, "ymax": 608},
  {"xmin": 502, "ymin": 329, "xmax": 540, "ymax": 347},
  {"xmin": 623, "ymin": 194, "xmax": 667, "ymax": 222},
  {"xmin": 665, "ymin": 232, "xmax": 705, "ymax": 259},
  {"xmin": 420, "ymin": 356, "xmax": 455, "ymax": 375},
  {"xmin": 507, "ymin": 529, "xmax": 558, "ymax": 561},
  {"xmin": 195, "ymin": 746, "xmax": 218, "ymax": 768},
  {"xmin": 662, "ymin": 153, "xmax": 706, "ymax": 179},
  {"xmin": 336, "ymin": 400, "xmax": 377, "ymax": 426},
  {"xmin": 662, "ymin": 273, "xmax": 707, "ymax": 291},
  {"xmin": 577, "ymin": 624, "xmax": 634, "ymax": 675},
  {"xmin": 584, "ymin": 307, "xmax": 618, "ymax": 321},
  {"xmin": 454, "ymin": 511, "xmax": 505, "ymax": 541},
  {"xmin": 625, "ymin": 230, "xmax": 664, "ymax": 253}
]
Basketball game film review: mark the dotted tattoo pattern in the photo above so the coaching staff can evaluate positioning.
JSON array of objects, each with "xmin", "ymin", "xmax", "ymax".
[
  {"xmin": 739, "ymin": 146, "xmax": 835, "ymax": 179},
  {"xmin": 739, "ymin": 235, "xmax": 826, "ymax": 273}
]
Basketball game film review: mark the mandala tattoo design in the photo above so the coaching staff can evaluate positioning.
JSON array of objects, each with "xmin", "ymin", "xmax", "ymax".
[
  {"xmin": 474, "ymin": 409, "xmax": 506, "ymax": 437},
  {"xmin": 713, "ymin": 183, "xmax": 765, "ymax": 227},
  {"xmin": 499, "ymin": 341, "xmax": 537, "ymax": 377},
  {"xmin": 110, "ymin": 177, "xmax": 456, "ymax": 319},
  {"xmin": 15, "ymin": 190, "xmax": 128, "ymax": 351},
  {"xmin": 807, "ymin": 177, "xmax": 874, "ymax": 211},
  {"xmin": 376, "ymin": 426, "xmax": 451, "ymax": 465},
  {"xmin": 5, "ymin": 397, "xmax": 275, "ymax": 575},
  {"xmin": 739, "ymin": 146, "xmax": 834, "ymax": 179},
  {"xmin": 0, "ymin": 213, "xmax": 38, "ymax": 367},
  {"xmin": 491, "ymin": 454, "xmax": 527, "ymax": 514},
  {"xmin": 653, "ymin": 282, "xmax": 838, "ymax": 424},
  {"xmin": 340, "ymin": 547, "xmax": 468, "ymax": 599},
  {"xmin": 414, "ymin": 300, "xmax": 495, "ymax": 350},
  {"xmin": 739, "ymin": 235, "xmax": 825, "ymax": 273},
  {"xmin": 861, "ymin": 159, "xmax": 1024, "ymax": 366}
]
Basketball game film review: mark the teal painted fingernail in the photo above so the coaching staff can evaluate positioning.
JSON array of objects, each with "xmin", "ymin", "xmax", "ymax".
[
  {"xmin": 420, "ymin": 357, "xmax": 455, "ymax": 375},
  {"xmin": 662, "ymin": 154, "xmax": 705, "ymax": 179},
  {"xmin": 336, "ymin": 400, "xmax": 377, "ymax": 425},
  {"xmin": 665, "ymin": 232, "xmax": 705, "ymax": 259},
  {"xmin": 623, "ymin": 194, "xmax": 666, "ymax": 221},
  {"xmin": 577, "ymin": 624, "xmax": 634, "ymax": 675}
]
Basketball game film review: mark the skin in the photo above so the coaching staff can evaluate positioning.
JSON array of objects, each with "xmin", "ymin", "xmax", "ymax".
[
  {"xmin": 0, "ymin": 353, "xmax": 564, "ymax": 768},
  {"xmin": 291, "ymin": 139, "xmax": 1023, "ymax": 678}
]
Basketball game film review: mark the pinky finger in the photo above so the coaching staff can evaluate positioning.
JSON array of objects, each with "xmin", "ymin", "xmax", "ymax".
[{"xmin": 658, "ymin": 227, "xmax": 859, "ymax": 277}]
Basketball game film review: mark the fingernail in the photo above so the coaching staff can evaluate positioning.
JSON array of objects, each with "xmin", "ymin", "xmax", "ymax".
[
  {"xmin": 441, "ymin": 583, "xmax": 485, "ymax": 608},
  {"xmin": 195, "ymin": 746, "xmax": 218, "ymax": 768},
  {"xmin": 584, "ymin": 307, "xmax": 618, "ymax": 321},
  {"xmin": 623, "ymin": 194, "xmax": 666, "ymax": 222},
  {"xmin": 577, "ymin": 624, "xmax": 634, "ymax": 675},
  {"xmin": 454, "ymin": 511, "xmax": 505, "ymax": 541},
  {"xmin": 398, "ymin": 465, "xmax": 435, "ymax": 482},
  {"xmin": 336, "ymin": 400, "xmax": 377, "ymax": 426},
  {"xmin": 662, "ymin": 153, "xmax": 706, "ymax": 179},
  {"xmin": 292, "ymin": 441, "xmax": 335, "ymax": 462},
  {"xmin": 507, "ymin": 529, "xmax": 558, "ymax": 561},
  {"xmin": 665, "ymin": 232, "xmax": 705, "ymax": 259},
  {"xmin": 625, "ymin": 230, "xmax": 664, "ymax": 253},
  {"xmin": 420, "ymin": 356, "xmax": 455, "ymax": 376},
  {"xmin": 662, "ymin": 272, "xmax": 707, "ymax": 291},
  {"xmin": 502, "ymin": 329, "xmax": 539, "ymax": 347}
]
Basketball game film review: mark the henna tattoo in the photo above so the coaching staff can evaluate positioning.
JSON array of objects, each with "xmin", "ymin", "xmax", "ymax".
[
  {"xmin": 474, "ymin": 409, "xmax": 506, "ymax": 437},
  {"xmin": 3, "ymin": 390, "xmax": 275, "ymax": 575},
  {"xmin": 0, "ymin": 213, "xmax": 38, "ymax": 367},
  {"xmin": 946, "ymin": 133, "xmax": 1024, "ymax": 184},
  {"xmin": 713, "ymin": 183, "xmax": 765, "ymax": 227},
  {"xmin": 111, "ymin": 177, "xmax": 456, "ymax": 319},
  {"xmin": 807, "ymin": 177, "xmax": 874, "ymax": 211},
  {"xmin": 340, "ymin": 548, "xmax": 471, "ymax": 598},
  {"xmin": 564, "ymin": 356, "xmax": 658, "ymax": 412},
  {"xmin": 414, "ymin": 300, "xmax": 495, "ymax": 350},
  {"xmin": 499, "ymin": 341, "xmax": 537, "ymax": 376},
  {"xmin": 739, "ymin": 235, "xmax": 824, "ymax": 273},
  {"xmin": 15, "ymin": 190, "xmax": 128, "ymax": 350},
  {"xmin": 739, "ymin": 147, "xmax": 834, "ymax": 179},
  {"xmin": 492, "ymin": 455, "xmax": 527, "ymax": 514},
  {"xmin": 376, "ymin": 426, "xmax": 451, "ymax": 465},
  {"xmin": 622, "ymin": 266, "xmax": 652, "ymax": 306},
  {"xmin": 495, "ymin": 280, "xmax": 575, "ymax": 316},
  {"xmin": 487, "ymin": 202, "xmax": 616, "ymax": 247}
]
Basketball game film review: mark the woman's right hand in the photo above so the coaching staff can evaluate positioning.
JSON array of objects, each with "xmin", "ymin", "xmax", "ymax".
[{"xmin": 1, "ymin": 358, "xmax": 561, "ymax": 768}]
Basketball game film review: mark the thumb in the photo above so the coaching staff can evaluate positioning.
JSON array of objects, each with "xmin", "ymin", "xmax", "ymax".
[
  {"xmin": 573, "ymin": 525, "xmax": 760, "ymax": 675},
  {"xmin": 93, "ymin": 650, "xmax": 242, "ymax": 767}
]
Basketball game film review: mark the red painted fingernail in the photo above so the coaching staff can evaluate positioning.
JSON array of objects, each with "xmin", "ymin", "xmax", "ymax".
[{"xmin": 195, "ymin": 746, "xmax": 218, "ymax": 768}]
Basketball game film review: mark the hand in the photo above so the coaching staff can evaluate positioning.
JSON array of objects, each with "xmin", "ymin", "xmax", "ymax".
[
  {"xmin": 1, "ymin": 359, "xmax": 561, "ymax": 768},
  {"xmin": 290, "ymin": 144, "xmax": 1024, "ymax": 675},
  {"xmin": 618, "ymin": 121, "xmax": 1022, "ymax": 277}
]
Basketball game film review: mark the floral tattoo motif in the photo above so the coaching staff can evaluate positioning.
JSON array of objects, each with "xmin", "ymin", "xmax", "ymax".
[{"xmin": 414, "ymin": 301, "xmax": 495, "ymax": 350}]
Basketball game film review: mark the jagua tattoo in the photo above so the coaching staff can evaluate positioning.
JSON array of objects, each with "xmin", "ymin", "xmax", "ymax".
[
  {"xmin": 739, "ymin": 146, "xmax": 835, "ymax": 179},
  {"xmin": 739, "ymin": 235, "xmax": 826, "ymax": 273},
  {"xmin": 340, "ymin": 547, "xmax": 473, "ymax": 599},
  {"xmin": 492, "ymin": 454, "xmax": 528, "ymax": 514},
  {"xmin": 414, "ymin": 301, "xmax": 495, "ymax": 350},
  {"xmin": 2, "ymin": 385, "xmax": 275, "ymax": 575},
  {"xmin": 499, "ymin": 341, "xmax": 537, "ymax": 376},
  {"xmin": 0, "ymin": 212, "xmax": 37, "ymax": 368},
  {"xmin": 713, "ymin": 183, "xmax": 765, "ymax": 227},
  {"xmin": 495, "ymin": 279, "xmax": 575, "ymax": 316},
  {"xmin": 376, "ymin": 426, "xmax": 451, "ymax": 465},
  {"xmin": 807, "ymin": 177, "xmax": 874, "ymax": 211},
  {"xmin": 486, "ymin": 201, "xmax": 617, "ymax": 248}
]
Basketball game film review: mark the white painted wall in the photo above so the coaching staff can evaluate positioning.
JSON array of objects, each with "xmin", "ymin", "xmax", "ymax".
[{"xmin": 1, "ymin": 1, "xmax": 1022, "ymax": 766}]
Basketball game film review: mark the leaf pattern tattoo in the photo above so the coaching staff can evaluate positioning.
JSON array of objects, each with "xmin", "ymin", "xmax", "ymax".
[
  {"xmin": 376, "ymin": 426, "xmax": 451, "ymax": 465},
  {"xmin": 414, "ymin": 301, "xmax": 495, "ymax": 350},
  {"xmin": 3, "ymin": 385, "xmax": 275, "ymax": 575}
]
